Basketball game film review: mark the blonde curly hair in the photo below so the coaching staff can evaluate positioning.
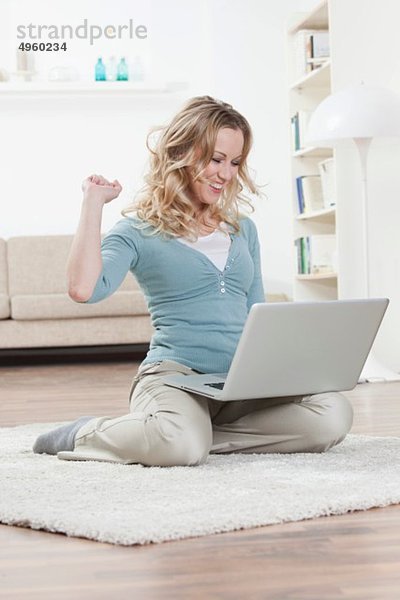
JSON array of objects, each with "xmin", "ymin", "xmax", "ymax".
[{"xmin": 122, "ymin": 95, "xmax": 259, "ymax": 240}]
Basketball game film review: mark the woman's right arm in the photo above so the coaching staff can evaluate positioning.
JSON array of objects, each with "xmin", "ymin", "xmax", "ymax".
[{"xmin": 67, "ymin": 174, "xmax": 122, "ymax": 303}]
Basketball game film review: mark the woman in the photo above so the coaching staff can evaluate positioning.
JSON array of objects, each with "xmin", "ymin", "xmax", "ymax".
[{"xmin": 33, "ymin": 96, "xmax": 353, "ymax": 464}]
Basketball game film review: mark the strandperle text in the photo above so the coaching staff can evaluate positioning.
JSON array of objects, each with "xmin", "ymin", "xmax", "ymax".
[{"xmin": 17, "ymin": 19, "xmax": 147, "ymax": 46}]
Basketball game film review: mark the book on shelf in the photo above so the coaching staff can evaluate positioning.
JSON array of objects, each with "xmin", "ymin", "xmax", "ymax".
[
  {"xmin": 318, "ymin": 158, "xmax": 336, "ymax": 208},
  {"xmin": 295, "ymin": 175, "xmax": 324, "ymax": 214},
  {"xmin": 294, "ymin": 234, "xmax": 336, "ymax": 275},
  {"xmin": 295, "ymin": 168, "xmax": 336, "ymax": 215},
  {"xmin": 310, "ymin": 31, "xmax": 330, "ymax": 60},
  {"xmin": 291, "ymin": 110, "xmax": 311, "ymax": 152},
  {"xmin": 293, "ymin": 29, "xmax": 330, "ymax": 79}
]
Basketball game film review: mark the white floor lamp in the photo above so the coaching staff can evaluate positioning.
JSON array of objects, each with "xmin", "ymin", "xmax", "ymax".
[{"xmin": 306, "ymin": 82, "xmax": 400, "ymax": 382}]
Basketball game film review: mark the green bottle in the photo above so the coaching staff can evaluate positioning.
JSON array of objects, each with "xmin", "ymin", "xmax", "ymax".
[
  {"xmin": 117, "ymin": 57, "xmax": 129, "ymax": 81},
  {"xmin": 95, "ymin": 57, "xmax": 106, "ymax": 81}
]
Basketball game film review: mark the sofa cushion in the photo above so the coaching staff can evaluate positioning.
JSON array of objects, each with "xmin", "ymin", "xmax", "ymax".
[
  {"xmin": 11, "ymin": 290, "xmax": 149, "ymax": 321},
  {"xmin": 7, "ymin": 235, "xmax": 139, "ymax": 295},
  {"xmin": 0, "ymin": 315, "xmax": 154, "ymax": 348}
]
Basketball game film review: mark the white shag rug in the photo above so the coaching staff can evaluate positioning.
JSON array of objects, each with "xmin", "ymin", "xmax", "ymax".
[{"xmin": 1, "ymin": 422, "xmax": 400, "ymax": 546}]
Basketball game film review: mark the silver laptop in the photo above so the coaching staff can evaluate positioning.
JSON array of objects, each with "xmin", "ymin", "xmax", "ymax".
[{"xmin": 162, "ymin": 298, "xmax": 389, "ymax": 401}]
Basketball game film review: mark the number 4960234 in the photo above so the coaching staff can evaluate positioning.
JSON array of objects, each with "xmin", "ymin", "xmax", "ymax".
[{"xmin": 18, "ymin": 42, "xmax": 67, "ymax": 51}]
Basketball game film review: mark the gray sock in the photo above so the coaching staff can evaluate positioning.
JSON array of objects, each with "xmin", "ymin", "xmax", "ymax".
[{"xmin": 33, "ymin": 416, "xmax": 94, "ymax": 455}]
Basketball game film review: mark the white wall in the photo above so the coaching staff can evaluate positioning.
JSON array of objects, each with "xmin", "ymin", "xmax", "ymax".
[
  {"xmin": 0, "ymin": 0, "xmax": 319, "ymax": 299},
  {"xmin": 330, "ymin": 0, "xmax": 400, "ymax": 370}
]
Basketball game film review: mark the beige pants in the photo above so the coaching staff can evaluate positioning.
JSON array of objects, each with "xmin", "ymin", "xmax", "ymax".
[{"xmin": 58, "ymin": 359, "xmax": 354, "ymax": 465}]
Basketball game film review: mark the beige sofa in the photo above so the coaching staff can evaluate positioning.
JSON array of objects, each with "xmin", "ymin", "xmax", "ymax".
[
  {"xmin": 0, "ymin": 235, "xmax": 154, "ymax": 351},
  {"xmin": 0, "ymin": 235, "xmax": 286, "ymax": 353}
]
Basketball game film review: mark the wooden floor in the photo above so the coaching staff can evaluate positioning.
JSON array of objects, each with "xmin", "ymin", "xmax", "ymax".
[{"xmin": 1, "ymin": 361, "xmax": 400, "ymax": 599}]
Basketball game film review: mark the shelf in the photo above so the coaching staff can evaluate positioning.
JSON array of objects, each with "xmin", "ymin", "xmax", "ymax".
[
  {"xmin": 296, "ymin": 207, "xmax": 336, "ymax": 220},
  {"xmin": 290, "ymin": 60, "xmax": 331, "ymax": 91},
  {"xmin": 0, "ymin": 80, "xmax": 189, "ymax": 97},
  {"xmin": 288, "ymin": 0, "xmax": 329, "ymax": 34},
  {"xmin": 296, "ymin": 273, "xmax": 337, "ymax": 281},
  {"xmin": 288, "ymin": 0, "xmax": 337, "ymax": 302},
  {"xmin": 293, "ymin": 146, "xmax": 333, "ymax": 159}
]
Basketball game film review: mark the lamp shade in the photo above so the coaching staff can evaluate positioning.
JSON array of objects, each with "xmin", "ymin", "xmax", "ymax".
[{"xmin": 306, "ymin": 82, "xmax": 400, "ymax": 147}]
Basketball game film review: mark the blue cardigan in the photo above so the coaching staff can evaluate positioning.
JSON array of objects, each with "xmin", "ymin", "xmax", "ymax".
[{"xmin": 85, "ymin": 216, "xmax": 265, "ymax": 373}]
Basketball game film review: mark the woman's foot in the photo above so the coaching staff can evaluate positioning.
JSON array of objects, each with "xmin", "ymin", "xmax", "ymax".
[{"xmin": 32, "ymin": 416, "xmax": 94, "ymax": 455}]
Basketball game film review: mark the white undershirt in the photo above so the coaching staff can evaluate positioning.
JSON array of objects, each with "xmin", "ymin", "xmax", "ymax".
[{"xmin": 177, "ymin": 224, "xmax": 231, "ymax": 271}]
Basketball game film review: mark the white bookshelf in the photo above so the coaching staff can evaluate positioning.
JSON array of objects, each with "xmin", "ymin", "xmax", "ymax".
[
  {"xmin": 292, "ymin": 146, "xmax": 331, "ymax": 159},
  {"xmin": 287, "ymin": 0, "xmax": 337, "ymax": 302},
  {"xmin": 296, "ymin": 206, "xmax": 335, "ymax": 221},
  {"xmin": 287, "ymin": 0, "xmax": 329, "ymax": 34},
  {"xmin": 290, "ymin": 59, "xmax": 331, "ymax": 91},
  {"xmin": 296, "ymin": 273, "xmax": 337, "ymax": 281}
]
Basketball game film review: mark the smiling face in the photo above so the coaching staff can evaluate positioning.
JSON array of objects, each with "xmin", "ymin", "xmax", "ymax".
[{"xmin": 189, "ymin": 127, "xmax": 244, "ymax": 213}]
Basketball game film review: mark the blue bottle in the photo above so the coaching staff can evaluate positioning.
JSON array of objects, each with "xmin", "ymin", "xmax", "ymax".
[
  {"xmin": 95, "ymin": 58, "xmax": 106, "ymax": 81},
  {"xmin": 117, "ymin": 57, "xmax": 129, "ymax": 81}
]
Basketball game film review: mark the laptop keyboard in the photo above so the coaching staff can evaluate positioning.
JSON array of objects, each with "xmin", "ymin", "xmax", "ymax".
[{"xmin": 204, "ymin": 382, "xmax": 225, "ymax": 390}]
